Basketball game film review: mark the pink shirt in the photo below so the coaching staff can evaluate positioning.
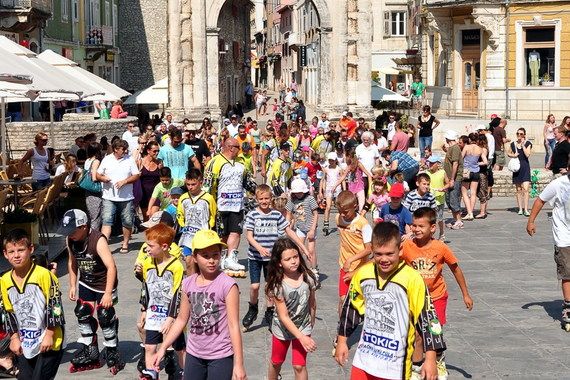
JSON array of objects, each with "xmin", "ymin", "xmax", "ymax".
[
  {"xmin": 391, "ymin": 131, "xmax": 410, "ymax": 152},
  {"xmin": 183, "ymin": 272, "xmax": 237, "ymax": 359}
]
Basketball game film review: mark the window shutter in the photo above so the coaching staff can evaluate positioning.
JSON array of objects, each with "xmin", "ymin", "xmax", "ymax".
[{"xmin": 384, "ymin": 11, "xmax": 391, "ymax": 38}]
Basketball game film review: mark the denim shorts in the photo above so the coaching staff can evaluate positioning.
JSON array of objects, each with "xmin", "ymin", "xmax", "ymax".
[
  {"xmin": 102, "ymin": 199, "xmax": 134, "ymax": 229},
  {"xmin": 445, "ymin": 180, "xmax": 462, "ymax": 213},
  {"xmin": 248, "ymin": 259, "xmax": 269, "ymax": 284}
]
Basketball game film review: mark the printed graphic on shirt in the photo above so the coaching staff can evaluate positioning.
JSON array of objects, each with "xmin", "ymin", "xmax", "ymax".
[
  {"xmin": 188, "ymin": 291, "xmax": 220, "ymax": 336},
  {"xmin": 408, "ymin": 257, "xmax": 439, "ymax": 280},
  {"xmin": 383, "ymin": 214, "xmax": 401, "ymax": 228},
  {"xmin": 145, "ymin": 270, "xmax": 174, "ymax": 331},
  {"xmin": 294, "ymin": 203, "xmax": 307, "ymax": 224}
]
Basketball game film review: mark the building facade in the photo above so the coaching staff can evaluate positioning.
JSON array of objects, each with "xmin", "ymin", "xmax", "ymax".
[
  {"xmin": 418, "ymin": 0, "xmax": 570, "ymax": 120},
  {"xmin": 0, "ymin": 0, "xmax": 51, "ymax": 51}
]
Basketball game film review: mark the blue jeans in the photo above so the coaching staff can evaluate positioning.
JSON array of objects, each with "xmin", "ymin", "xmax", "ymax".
[
  {"xmin": 545, "ymin": 138, "xmax": 556, "ymax": 165},
  {"xmin": 32, "ymin": 178, "xmax": 51, "ymax": 191},
  {"xmin": 102, "ymin": 199, "xmax": 134, "ymax": 229},
  {"xmin": 419, "ymin": 136, "xmax": 433, "ymax": 158}
]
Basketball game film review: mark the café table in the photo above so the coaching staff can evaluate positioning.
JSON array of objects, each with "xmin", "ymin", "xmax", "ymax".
[{"xmin": 0, "ymin": 178, "xmax": 38, "ymax": 207}]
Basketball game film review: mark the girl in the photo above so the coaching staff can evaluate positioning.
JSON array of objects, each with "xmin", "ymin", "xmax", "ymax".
[
  {"xmin": 152, "ymin": 230, "xmax": 246, "ymax": 380},
  {"xmin": 507, "ymin": 127, "xmax": 532, "ymax": 216},
  {"xmin": 319, "ymin": 152, "xmax": 342, "ymax": 236},
  {"xmin": 334, "ymin": 150, "xmax": 372, "ymax": 212},
  {"xmin": 461, "ymin": 133, "xmax": 487, "ymax": 221},
  {"xmin": 543, "ymin": 114, "xmax": 556, "ymax": 166},
  {"xmin": 393, "ymin": 172, "xmax": 410, "ymax": 193},
  {"xmin": 361, "ymin": 180, "xmax": 390, "ymax": 224},
  {"xmin": 266, "ymin": 238, "xmax": 317, "ymax": 380}
]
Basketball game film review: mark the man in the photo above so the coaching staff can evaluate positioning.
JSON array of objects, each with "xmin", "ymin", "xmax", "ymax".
[
  {"xmin": 96, "ymin": 139, "xmax": 140, "ymax": 253},
  {"xmin": 390, "ymin": 121, "xmax": 411, "ymax": 152},
  {"xmin": 340, "ymin": 111, "xmax": 358, "ymax": 138},
  {"xmin": 121, "ymin": 122, "xmax": 138, "ymax": 149},
  {"xmin": 317, "ymin": 113, "xmax": 330, "ymax": 132},
  {"xmin": 442, "ymin": 130, "xmax": 464, "ymax": 230},
  {"xmin": 227, "ymin": 115, "xmax": 240, "ymax": 138},
  {"xmin": 381, "ymin": 149, "xmax": 419, "ymax": 187},
  {"xmin": 492, "ymin": 118, "xmax": 509, "ymax": 170},
  {"xmin": 411, "ymin": 76, "xmax": 426, "ymax": 108},
  {"xmin": 355, "ymin": 131, "xmax": 380, "ymax": 195},
  {"xmin": 548, "ymin": 127, "xmax": 570, "ymax": 176},
  {"xmin": 339, "ymin": 128, "xmax": 358, "ymax": 151},
  {"xmin": 386, "ymin": 113, "xmax": 397, "ymax": 143},
  {"xmin": 261, "ymin": 125, "xmax": 291, "ymax": 179},
  {"xmin": 527, "ymin": 157, "xmax": 570, "ymax": 330},
  {"xmin": 236, "ymin": 124, "xmax": 256, "ymax": 155},
  {"xmin": 157, "ymin": 129, "xmax": 200, "ymax": 180},
  {"xmin": 244, "ymin": 81, "xmax": 254, "ymax": 109},
  {"xmin": 69, "ymin": 136, "xmax": 85, "ymax": 157},
  {"xmin": 203, "ymin": 138, "xmax": 248, "ymax": 276},
  {"xmin": 163, "ymin": 114, "xmax": 173, "ymax": 127},
  {"xmin": 184, "ymin": 125, "xmax": 211, "ymax": 170}
]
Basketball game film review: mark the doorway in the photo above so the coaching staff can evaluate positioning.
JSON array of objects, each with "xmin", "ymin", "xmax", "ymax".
[{"xmin": 462, "ymin": 56, "xmax": 480, "ymax": 112}]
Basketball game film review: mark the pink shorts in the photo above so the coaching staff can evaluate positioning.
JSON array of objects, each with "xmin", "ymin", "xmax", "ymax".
[
  {"xmin": 351, "ymin": 366, "xmax": 395, "ymax": 380},
  {"xmin": 271, "ymin": 335, "xmax": 308, "ymax": 366},
  {"xmin": 339, "ymin": 268, "xmax": 350, "ymax": 297},
  {"xmin": 433, "ymin": 292, "xmax": 448, "ymax": 326}
]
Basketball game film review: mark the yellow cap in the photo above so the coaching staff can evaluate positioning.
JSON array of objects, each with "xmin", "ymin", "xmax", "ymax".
[{"xmin": 191, "ymin": 229, "xmax": 227, "ymax": 252}]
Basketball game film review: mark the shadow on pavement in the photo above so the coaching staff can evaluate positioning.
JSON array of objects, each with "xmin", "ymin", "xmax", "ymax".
[
  {"xmin": 447, "ymin": 363, "xmax": 473, "ymax": 378},
  {"xmin": 521, "ymin": 299, "xmax": 562, "ymax": 322},
  {"xmin": 61, "ymin": 340, "xmax": 142, "ymax": 365}
]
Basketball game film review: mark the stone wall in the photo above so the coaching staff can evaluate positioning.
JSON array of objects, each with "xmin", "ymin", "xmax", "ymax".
[
  {"xmin": 5, "ymin": 117, "xmax": 137, "ymax": 155},
  {"xmin": 491, "ymin": 169, "xmax": 553, "ymax": 197}
]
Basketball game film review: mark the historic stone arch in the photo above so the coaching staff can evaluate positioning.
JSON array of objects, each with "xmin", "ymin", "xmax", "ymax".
[{"xmin": 167, "ymin": 0, "xmax": 373, "ymax": 122}]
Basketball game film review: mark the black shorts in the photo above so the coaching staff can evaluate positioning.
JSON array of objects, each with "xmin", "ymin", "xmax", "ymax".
[
  {"xmin": 219, "ymin": 211, "xmax": 244, "ymax": 235},
  {"xmin": 145, "ymin": 330, "xmax": 186, "ymax": 351},
  {"xmin": 17, "ymin": 349, "xmax": 64, "ymax": 380},
  {"xmin": 78, "ymin": 284, "xmax": 118, "ymax": 304}
]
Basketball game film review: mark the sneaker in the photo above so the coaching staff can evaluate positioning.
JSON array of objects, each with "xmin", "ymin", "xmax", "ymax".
[
  {"xmin": 449, "ymin": 221, "xmax": 464, "ymax": 230},
  {"xmin": 523, "ymin": 210, "xmax": 531, "ymax": 217},
  {"xmin": 518, "ymin": 209, "xmax": 523, "ymax": 215},
  {"xmin": 463, "ymin": 213, "xmax": 474, "ymax": 221},
  {"xmin": 437, "ymin": 358, "xmax": 449, "ymax": 380},
  {"xmin": 410, "ymin": 364, "xmax": 423, "ymax": 380}
]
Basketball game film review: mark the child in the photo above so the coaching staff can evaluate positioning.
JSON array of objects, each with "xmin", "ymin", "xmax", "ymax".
[
  {"xmin": 265, "ymin": 238, "xmax": 317, "ymax": 380},
  {"xmin": 177, "ymin": 168, "xmax": 217, "ymax": 275},
  {"xmin": 286, "ymin": 179, "xmax": 320, "ymax": 277},
  {"xmin": 402, "ymin": 207, "xmax": 473, "ymax": 379},
  {"xmin": 243, "ymin": 185, "xmax": 307, "ymax": 331},
  {"xmin": 151, "ymin": 230, "xmax": 247, "ymax": 380},
  {"xmin": 55, "ymin": 154, "xmax": 81, "ymax": 185},
  {"xmin": 320, "ymin": 151, "xmax": 342, "ymax": 236},
  {"xmin": 394, "ymin": 172, "xmax": 410, "ymax": 193},
  {"xmin": 147, "ymin": 167, "xmax": 185, "ymax": 218},
  {"xmin": 403, "ymin": 172, "xmax": 437, "ymax": 213},
  {"xmin": 270, "ymin": 142, "xmax": 293, "ymax": 196},
  {"xmin": 1, "ymin": 228, "xmax": 65, "ymax": 379},
  {"xmin": 139, "ymin": 223, "xmax": 185, "ymax": 379},
  {"xmin": 272, "ymin": 98, "xmax": 279, "ymax": 114},
  {"xmin": 291, "ymin": 150, "xmax": 310, "ymax": 188},
  {"xmin": 164, "ymin": 186, "xmax": 184, "ymax": 220},
  {"xmin": 370, "ymin": 165, "xmax": 388, "ymax": 185},
  {"xmin": 426, "ymin": 155, "xmax": 449, "ymax": 241},
  {"xmin": 361, "ymin": 179, "xmax": 390, "ymax": 224},
  {"xmin": 335, "ymin": 191, "xmax": 372, "ymax": 315},
  {"xmin": 306, "ymin": 152, "xmax": 322, "ymax": 196},
  {"xmin": 379, "ymin": 182, "xmax": 413, "ymax": 238},
  {"xmin": 335, "ymin": 151, "xmax": 372, "ymax": 212},
  {"xmin": 58, "ymin": 209, "xmax": 124, "ymax": 374},
  {"xmin": 335, "ymin": 222, "xmax": 446, "ymax": 380},
  {"xmin": 272, "ymin": 195, "xmax": 288, "ymax": 218},
  {"xmin": 238, "ymin": 142, "xmax": 256, "ymax": 175}
]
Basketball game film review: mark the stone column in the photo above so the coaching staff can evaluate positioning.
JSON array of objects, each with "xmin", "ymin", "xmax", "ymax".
[
  {"xmin": 333, "ymin": 0, "xmax": 348, "ymax": 111},
  {"xmin": 354, "ymin": 0, "xmax": 373, "ymax": 118},
  {"xmin": 318, "ymin": 27, "xmax": 333, "ymax": 110},
  {"xmin": 192, "ymin": 0, "xmax": 207, "ymax": 107},
  {"xmin": 180, "ymin": 0, "xmax": 194, "ymax": 109},
  {"xmin": 167, "ymin": 0, "xmax": 183, "ymax": 111},
  {"xmin": 206, "ymin": 27, "xmax": 222, "ymax": 115}
]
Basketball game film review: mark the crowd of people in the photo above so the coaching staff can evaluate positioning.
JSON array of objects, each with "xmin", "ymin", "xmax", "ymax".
[{"xmin": 1, "ymin": 102, "xmax": 570, "ymax": 380}]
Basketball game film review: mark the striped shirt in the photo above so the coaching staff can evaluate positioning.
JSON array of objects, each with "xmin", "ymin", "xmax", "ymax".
[
  {"xmin": 402, "ymin": 189, "xmax": 437, "ymax": 212},
  {"xmin": 390, "ymin": 151, "xmax": 419, "ymax": 172},
  {"xmin": 244, "ymin": 208, "xmax": 289, "ymax": 261}
]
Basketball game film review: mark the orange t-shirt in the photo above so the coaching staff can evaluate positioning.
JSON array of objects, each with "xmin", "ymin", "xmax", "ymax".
[
  {"xmin": 336, "ymin": 214, "xmax": 373, "ymax": 271},
  {"xmin": 400, "ymin": 239, "xmax": 458, "ymax": 300},
  {"xmin": 236, "ymin": 134, "xmax": 256, "ymax": 154}
]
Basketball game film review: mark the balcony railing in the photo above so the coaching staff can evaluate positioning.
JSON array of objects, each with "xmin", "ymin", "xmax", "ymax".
[
  {"xmin": 0, "ymin": 0, "xmax": 51, "ymax": 14},
  {"xmin": 85, "ymin": 25, "xmax": 114, "ymax": 46}
]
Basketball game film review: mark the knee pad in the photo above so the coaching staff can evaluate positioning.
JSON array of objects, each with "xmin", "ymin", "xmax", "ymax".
[
  {"xmin": 75, "ymin": 299, "xmax": 95, "ymax": 322},
  {"xmin": 97, "ymin": 305, "xmax": 117, "ymax": 328}
]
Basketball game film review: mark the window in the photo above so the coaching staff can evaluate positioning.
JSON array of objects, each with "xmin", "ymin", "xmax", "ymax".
[
  {"xmin": 90, "ymin": 0, "xmax": 101, "ymax": 27},
  {"xmin": 72, "ymin": 0, "xmax": 78, "ymax": 22},
  {"xmin": 391, "ymin": 11, "xmax": 406, "ymax": 37},
  {"xmin": 113, "ymin": 3, "xmax": 118, "ymax": 40},
  {"xmin": 524, "ymin": 27, "xmax": 555, "ymax": 86},
  {"xmin": 61, "ymin": 0, "xmax": 69, "ymax": 21},
  {"xmin": 105, "ymin": 1, "xmax": 110, "ymax": 26}
]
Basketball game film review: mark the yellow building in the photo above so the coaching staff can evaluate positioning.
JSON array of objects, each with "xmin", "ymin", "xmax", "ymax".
[{"xmin": 418, "ymin": 0, "xmax": 570, "ymax": 121}]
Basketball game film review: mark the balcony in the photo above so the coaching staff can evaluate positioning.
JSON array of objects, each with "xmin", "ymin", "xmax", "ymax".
[
  {"xmin": 287, "ymin": 31, "xmax": 300, "ymax": 47},
  {"xmin": 85, "ymin": 25, "xmax": 114, "ymax": 47},
  {"xmin": 0, "ymin": 0, "xmax": 51, "ymax": 32}
]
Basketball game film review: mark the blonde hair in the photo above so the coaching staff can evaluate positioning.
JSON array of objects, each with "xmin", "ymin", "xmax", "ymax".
[
  {"xmin": 371, "ymin": 165, "xmax": 385, "ymax": 178},
  {"xmin": 34, "ymin": 132, "xmax": 48, "ymax": 146},
  {"xmin": 64, "ymin": 155, "xmax": 77, "ymax": 172},
  {"xmin": 394, "ymin": 172, "xmax": 404, "ymax": 183},
  {"xmin": 272, "ymin": 195, "xmax": 287, "ymax": 211}
]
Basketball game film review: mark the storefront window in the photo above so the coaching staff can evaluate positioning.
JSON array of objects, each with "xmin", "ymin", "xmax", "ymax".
[{"xmin": 524, "ymin": 27, "xmax": 555, "ymax": 86}]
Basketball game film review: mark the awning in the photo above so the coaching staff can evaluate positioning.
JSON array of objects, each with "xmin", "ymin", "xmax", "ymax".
[
  {"xmin": 371, "ymin": 81, "xmax": 410, "ymax": 102},
  {"xmin": 124, "ymin": 78, "xmax": 168, "ymax": 105},
  {"xmin": 378, "ymin": 66, "xmax": 401, "ymax": 75}
]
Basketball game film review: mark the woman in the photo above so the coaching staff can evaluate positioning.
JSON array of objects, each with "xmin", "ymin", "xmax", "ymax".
[
  {"xmin": 461, "ymin": 133, "xmax": 487, "ymax": 221},
  {"xmin": 475, "ymin": 135, "xmax": 490, "ymax": 219},
  {"xmin": 100, "ymin": 136, "xmax": 111, "ymax": 156},
  {"xmin": 19, "ymin": 132, "xmax": 52, "ymax": 191},
  {"xmin": 544, "ymin": 114, "xmax": 556, "ymax": 166},
  {"xmin": 560, "ymin": 115, "xmax": 570, "ymax": 132},
  {"xmin": 255, "ymin": 90, "xmax": 265, "ymax": 119},
  {"xmin": 139, "ymin": 141, "xmax": 162, "ymax": 221},
  {"xmin": 416, "ymin": 105, "xmax": 440, "ymax": 157},
  {"xmin": 84, "ymin": 142, "xmax": 103, "ymax": 230},
  {"xmin": 507, "ymin": 128, "xmax": 532, "ymax": 216},
  {"xmin": 296, "ymin": 100, "xmax": 306, "ymax": 123},
  {"xmin": 110, "ymin": 100, "xmax": 128, "ymax": 119},
  {"xmin": 55, "ymin": 154, "xmax": 81, "ymax": 185}
]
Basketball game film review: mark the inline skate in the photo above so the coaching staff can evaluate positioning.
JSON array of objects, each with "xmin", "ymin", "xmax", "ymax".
[
  {"xmin": 69, "ymin": 342, "xmax": 102, "ymax": 373},
  {"xmin": 242, "ymin": 302, "xmax": 259, "ymax": 332},
  {"xmin": 263, "ymin": 306, "xmax": 275, "ymax": 332},
  {"xmin": 562, "ymin": 300, "xmax": 570, "ymax": 331},
  {"xmin": 105, "ymin": 346, "xmax": 125, "ymax": 375},
  {"xmin": 221, "ymin": 249, "xmax": 246, "ymax": 278}
]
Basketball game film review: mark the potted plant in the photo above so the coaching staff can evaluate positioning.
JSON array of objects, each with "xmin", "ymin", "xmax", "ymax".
[
  {"xmin": 541, "ymin": 73, "xmax": 554, "ymax": 87},
  {"xmin": 2, "ymin": 208, "xmax": 39, "ymax": 245}
]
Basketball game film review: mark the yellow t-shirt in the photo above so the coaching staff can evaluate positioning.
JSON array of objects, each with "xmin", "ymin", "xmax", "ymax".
[
  {"xmin": 336, "ymin": 214, "xmax": 373, "ymax": 271},
  {"xmin": 427, "ymin": 169, "xmax": 446, "ymax": 206}
]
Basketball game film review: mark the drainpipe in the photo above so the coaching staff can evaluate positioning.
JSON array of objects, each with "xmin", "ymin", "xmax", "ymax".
[{"xmin": 505, "ymin": 0, "xmax": 510, "ymax": 118}]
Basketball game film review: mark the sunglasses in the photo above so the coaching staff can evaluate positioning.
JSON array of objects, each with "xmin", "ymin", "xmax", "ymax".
[
  {"xmin": 230, "ymin": 145, "xmax": 240, "ymax": 149},
  {"xmin": 150, "ymin": 149, "xmax": 159, "ymax": 153},
  {"xmin": 41, "ymin": 139, "xmax": 49, "ymax": 142},
  {"xmin": 517, "ymin": 133, "xmax": 525, "ymax": 136}
]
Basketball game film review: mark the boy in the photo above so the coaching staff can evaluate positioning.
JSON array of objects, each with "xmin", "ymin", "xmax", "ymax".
[
  {"xmin": 1, "ymin": 228, "xmax": 65, "ymax": 379},
  {"xmin": 177, "ymin": 168, "xmax": 217, "ymax": 275},
  {"xmin": 269, "ymin": 142, "xmax": 293, "ymax": 195},
  {"xmin": 243, "ymin": 184, "xmax": 308, "ymax": 330},
  {"xmin": 380, "ymin": 182, "xmax": 413, "ymax": 238},
  {"xmin": 139, "ymin": 223, "xmax": 185, "ymax": 379},
  {"xmin": 58, "ymin": 209, "xmax": 124, "ymax": 374},
  {"xmin": 403, "ymin": 173, "xmax": 437, "ymax": 213},
  {"xmin": 426, "ymin": 155, "xmax": 450, "ymax": 241},
  {"xmin": 164, "ymin": 187, "xmax": 184, "ymax": 220},
  {"xmin": 402, "ymin": 207, "xmax": 473, "ymax": 380},
  {"xmin": 335, "ymin": 222, "xmax": 446, "ymax": 380},
  {"xmin": 335, "ymin": 191, "xmax": 372, "ymax": 314},
  {"xmin": 238, "ymin": 142, "xmax": 257, "ymax": 175},
  {"xmin": 146, "ymin": 167, "xmax": 184, "ymax": 218}
]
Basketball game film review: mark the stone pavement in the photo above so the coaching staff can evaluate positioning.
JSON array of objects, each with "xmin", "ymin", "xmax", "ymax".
[{"xmin": 44, "ymin": 195, "xmax": 569, "ymax": 380}]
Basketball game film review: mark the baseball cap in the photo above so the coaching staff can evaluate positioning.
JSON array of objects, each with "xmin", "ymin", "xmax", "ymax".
[
  {"xmin": 279, "ymin": 141, "xmax": 291, "ymax": 150},
  {"xmin": 57, "ymin": 209, "xmax": 88, "ymax": 235},
  {"xmin": 170, "ymin": 187, "xmax": 184, "ymax": 196},
  {"xmin": 241, "ymin": 141, "xmax": 252, "ymax": 151},
  {"xmin": 490, "ymin": 113, "xmax": 498, "ymax": 119},
  {"xmin": 427, "ymin": 155, "xmax": 442, "ymax": 164},
  {"xmin": 444, "ymin": 130, "xmax": 458, "ymax": 141},
  {"xmin": 341, "ymin": 111, "xmax": 348, "ymax": 117},
  {"xmin": 141, "ymin": 211, "xmax": 175, "ymax": 228},
  {"xmin": 327, "ymin": 152, "xmax": 338, "ymax": 161},
  {"xmin": 290, "ymin": 178, "xmax": 309, "ymax": 193},
  {"xmin": 191, "ymin": 229, "xmax": 227, "ymax": 252},
  {"xmin": 388, "ymin": 182, "xmax": 405, "ymax": 198},
  {"xmin": 223, "ymin": 118, "xmax": 230, "ymax": 125},
  {"xmin": 475, "ymin": 124, "xmax": 487, "ymax": 131}
]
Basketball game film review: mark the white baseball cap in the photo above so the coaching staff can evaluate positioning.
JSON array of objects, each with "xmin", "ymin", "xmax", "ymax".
[
  {"xmin": 444, "ymin": 130, "xmax": 458, "ymax": 141},
  {"xmin": 327, "ymin": 152, "xmax": 338, "ymax": 161},
  {"xmin": 475, "ymin": 124, "xmax": 487, "ymax": 131},
  {"xmin": 290, "ymin": 178, "xmax": 309, "ymax": 193}
]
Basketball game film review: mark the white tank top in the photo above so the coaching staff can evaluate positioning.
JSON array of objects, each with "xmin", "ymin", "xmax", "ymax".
[{"xmin": 31, "ymin": 147, "xmax": 50, "ymax": 180}]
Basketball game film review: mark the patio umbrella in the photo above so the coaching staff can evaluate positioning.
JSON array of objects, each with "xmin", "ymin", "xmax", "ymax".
[
  {"xmin": 124, "ymin": 78, "xmax": 168, "ymax": 105},
  {"xmin": 371, "ymin": 80, "xmax": 410, "ymax": 102}
]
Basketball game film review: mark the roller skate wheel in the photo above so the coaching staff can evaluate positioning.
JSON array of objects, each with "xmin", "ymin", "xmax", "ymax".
[
  {"xmin": 564, "ymin": 323, "xmax": 570, "ymax": 332},
  {"xmin": 242, "ymin": 326, "xmax": 248, "ymax": 332},
  {"xmin": 239, "ymin": 271, "xmax": 246, "ymax": 277},
  {"xmin": 69, "ymin": 364, "xmax": 77, "ymax": 373}
]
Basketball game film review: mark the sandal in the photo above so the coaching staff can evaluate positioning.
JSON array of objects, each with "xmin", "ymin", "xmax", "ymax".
[
  {"xmin": 450, "ymin": 221, "xmax": 464, "ymax": 230},
  {"xmin": 475, "ymin": 214, "xmax": 487, "ymax": 219},
  {"xmin": 119, "ymin": 246, "xmax": 129, "ymax": 254}
]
